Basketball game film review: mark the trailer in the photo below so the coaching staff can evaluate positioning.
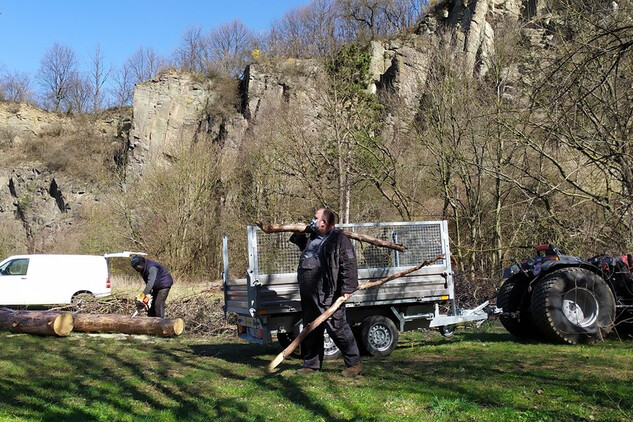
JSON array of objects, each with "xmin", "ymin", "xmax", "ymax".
[{"xmin": 223, "ymin": 220, "xmax": 488, "ymax": 358}]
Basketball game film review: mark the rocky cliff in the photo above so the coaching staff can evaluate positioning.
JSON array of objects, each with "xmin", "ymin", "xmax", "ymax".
[
  {"xmin": 0, "ymin": 0, "xmax": 548, "ymax": 253},
  {"xmin": 127, "ymin": 0, "xmax": 543, "ymax": 180}
]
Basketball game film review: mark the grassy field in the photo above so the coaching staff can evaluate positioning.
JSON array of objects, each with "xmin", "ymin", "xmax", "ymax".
[{"xmin": 0, "ymin": 322, "xmax": 631, "ymax": 422}]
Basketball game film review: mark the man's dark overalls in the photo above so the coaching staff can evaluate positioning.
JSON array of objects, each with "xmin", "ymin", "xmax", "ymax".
[{"xmin": 292, "ymin": 231, "xmax": 361, "ymax": 370}]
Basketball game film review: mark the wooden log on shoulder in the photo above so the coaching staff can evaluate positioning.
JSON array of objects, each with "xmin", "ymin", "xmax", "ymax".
[
  {"xmin": 256, "ymin": 222, "xmax": 406, "ymax": 252},
  {"xmin": 72, "ymin": 313, "xmax": 184, "ymax": 337},
  {"xmin": 0, "ymin": 308, "xmax": 74, "ymax": 336}
]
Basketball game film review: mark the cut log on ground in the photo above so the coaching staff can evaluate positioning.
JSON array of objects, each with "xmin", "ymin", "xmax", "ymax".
[
  {"xmin": 256, "ymin": 222, "xmax": 406, "ymax": 252},
  {"xmin": 0, "ymin": 308, "xmax": 74, "ymax": 336},
  {"xmin": 73, "ymin": 313, "xmax": 184, "ymax": 337},
  {"xmin": 267, "ymin": 254, "xmax": 444, "ymax": 371}
]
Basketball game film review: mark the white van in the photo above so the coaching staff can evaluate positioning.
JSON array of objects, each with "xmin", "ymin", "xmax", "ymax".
[{"xmin": 0, "ymin": 252, "xmax": 145, "ymax": 306}]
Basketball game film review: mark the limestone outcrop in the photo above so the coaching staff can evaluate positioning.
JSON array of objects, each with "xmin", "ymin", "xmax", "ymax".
[{"xmin": 0, "ymin": 0, "xmax": 553, "ymax": 252}]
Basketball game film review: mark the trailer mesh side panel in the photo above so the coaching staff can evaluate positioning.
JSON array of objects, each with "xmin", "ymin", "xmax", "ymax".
[{"xmin": 254, "ymin": 222, "xmax": 446, "ymax": 276}]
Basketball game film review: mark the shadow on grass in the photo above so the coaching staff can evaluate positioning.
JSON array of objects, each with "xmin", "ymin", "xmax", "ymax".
[{"xmin": 189, "ymin": 341, "xmax": 277, "ymax": 365}]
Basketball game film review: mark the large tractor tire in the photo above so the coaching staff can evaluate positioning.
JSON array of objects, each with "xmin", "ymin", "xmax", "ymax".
[
  {"xmin": 529, "ymin": 267, "xmax": 616, "ymax": 344},
  {"xmin": 497, "ymin": 275, "xmax": 537, "ymax": 339}
]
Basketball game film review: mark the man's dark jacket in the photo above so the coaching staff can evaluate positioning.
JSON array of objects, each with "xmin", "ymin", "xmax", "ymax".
[
  {"xmin": 139, "ymin": 259, "xmax": 174, "ymax": 290},
  {"xmin": 291, "ymin": 228, "xmax": 358, "ymax": 297}
]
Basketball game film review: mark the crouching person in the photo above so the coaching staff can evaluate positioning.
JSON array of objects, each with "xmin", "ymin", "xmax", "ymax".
[{"xmin": 131, "ymin": 256, "xmax": 174, "ymax": 318}]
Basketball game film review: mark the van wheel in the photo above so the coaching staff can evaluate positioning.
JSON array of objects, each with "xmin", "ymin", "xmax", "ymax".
[{"xmin": 71, "ymin": 292, "xmax": 94, "ymax": 305}]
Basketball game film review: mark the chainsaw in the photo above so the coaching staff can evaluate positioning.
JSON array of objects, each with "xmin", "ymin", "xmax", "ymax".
[{"xmin": 131, "ymin": 292, "xmax": 152, "ymax": 317}]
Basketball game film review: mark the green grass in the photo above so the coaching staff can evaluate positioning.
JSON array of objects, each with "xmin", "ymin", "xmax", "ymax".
[{"xmin": 0, "ymin": 322, "xmax": 631, "ymax": 421}]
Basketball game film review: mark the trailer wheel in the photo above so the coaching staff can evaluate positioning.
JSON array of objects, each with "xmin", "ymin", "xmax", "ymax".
[
  {"xmin": 530, "ymin": 267, "xmax": 616, "ymax": 344},
  {"xmin": 361, "ymin": 316, "xmax": 399, "ymax": 357},
  {"xmin": 323, "ymin": 331, "xmax": 342, "ymax": 360},
  {"xmin": 279, "ymin": 331, "xmax": 341, "ymax": 360},
  {"xmin": 439, "ymin": 325, "xmax": 455, "ymax": 337},
  {"xmin": 497, "ymin": 275, "xmax": 537, "ymax": 339},
  {"xmin": 277, "ymin": 332, "xmax": 294, "ymax": 349}
]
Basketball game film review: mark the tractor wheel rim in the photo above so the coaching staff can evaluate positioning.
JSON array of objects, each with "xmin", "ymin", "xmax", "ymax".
[{"xmin": 562, "ymin": 288, "xmax": 599, "ymax": 327}]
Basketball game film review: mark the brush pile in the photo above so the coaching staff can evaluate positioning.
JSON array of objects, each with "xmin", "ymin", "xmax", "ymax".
[{"xmin": 69, "ymin": 290, "xmax": 236, "ymax": 336}]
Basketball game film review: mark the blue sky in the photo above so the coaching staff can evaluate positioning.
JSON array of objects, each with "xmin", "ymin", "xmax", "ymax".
[{"xmin": 0, "ymin": 1, "xmax": 309, "ymax": 77}]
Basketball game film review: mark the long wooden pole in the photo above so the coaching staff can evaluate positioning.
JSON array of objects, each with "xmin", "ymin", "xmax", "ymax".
[
  {"xmin": 256, "ymin": 222, "xmax": 406, "ymax": 252},
  {"xmin": 267, "ymin": 254, "xmax": 444, "ymax": 372}
]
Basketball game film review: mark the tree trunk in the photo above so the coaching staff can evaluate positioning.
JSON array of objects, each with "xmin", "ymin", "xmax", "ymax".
[
  {"xmin": 73, "ymin": 313, "xmax": 184, "ymax": 337},
  {"xmin": 256, "ymin": 222, "xmax": 406, "ymax": 251},
  {"xmin": 0, "ymin": 308, "xmax": 74, "ymax": 336}
]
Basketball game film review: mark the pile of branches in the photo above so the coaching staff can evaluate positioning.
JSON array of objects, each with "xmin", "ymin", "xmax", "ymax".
[{"xmin": 71, "ymin": 291, "xmax": 236, "ymax": 336}]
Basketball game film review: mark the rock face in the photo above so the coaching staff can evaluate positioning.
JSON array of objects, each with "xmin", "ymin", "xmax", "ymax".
[
  {"xmin": 0, "ymin": 102, "xmax": 129, "ymax": 253},
  {"xmin": 0, "ymin": 103, "xmax": 74, "ymax": 146},
  {"xmin": 125, "ymin": 1, "xmax": 538, "ymax": 181},
  {"xmin": 0, "ymin": 166, "xmax": 96, "ymax": 253},
  {"xmin": 127, "ymin": 69, "xmax": 256, "ymax": 181},
  {"xmin": 0, "ymin": 0, "xmax": 548, "ymax": 253}
]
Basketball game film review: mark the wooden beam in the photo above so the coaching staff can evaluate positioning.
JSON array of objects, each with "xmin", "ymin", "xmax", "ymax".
[{"xmin": 256, "ymin": 222, "xmax": 406, "ymax": 252}]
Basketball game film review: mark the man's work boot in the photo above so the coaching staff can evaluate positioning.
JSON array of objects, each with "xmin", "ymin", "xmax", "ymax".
[
  {"xmin": 341, "ymin": 362, "xmax": 363, "ymax": 377},
  {"xmin": 296, "ymin": 367, "xmax": 319, "ymax": 376}
]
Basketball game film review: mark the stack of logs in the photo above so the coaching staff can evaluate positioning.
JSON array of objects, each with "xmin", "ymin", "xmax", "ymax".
[{"xmin": 0, "ymin": 308, "xmax": 184, "ymax": 337}]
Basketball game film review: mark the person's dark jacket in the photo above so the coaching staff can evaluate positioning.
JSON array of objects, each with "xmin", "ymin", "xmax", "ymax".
[
  {"xmin": 290, "ymin": 228, "xmax": 359, "ymax": 297},
  {"xmin": 320, "ymin": 228, "xmax": 358, "ymax": 296},
  {"xmin": 139, "ymin": 259, "xmax": 174, "ymax": 293}
]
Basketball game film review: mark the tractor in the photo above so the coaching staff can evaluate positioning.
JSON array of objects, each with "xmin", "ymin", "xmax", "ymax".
[{"xmin": 498, "ymin": 244, "xmax": 633, "ymax": 343}]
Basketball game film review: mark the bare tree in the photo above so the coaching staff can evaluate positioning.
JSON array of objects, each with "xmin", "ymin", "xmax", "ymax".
[
  {"xmin": 0, "ymin": 71, "xmax": 34, "ymax": 103},
  {"xmin": 90, "ymin": 43, "xmax": 112, "ymax": 112},
  {"xmin": 110, "ymin": 64, "xmax": 134, "ymax": 107},
  {"xmin": 36, "ymin": 42, "xmax": 79, "ymax": 112},
  {"xmin": 525, "ymin": 1, "xmax": 633, "ymax": 250},
  {"xmin": 172, "ymin": 25, "xmax": 209, "ymax": 73},
  {"xmin": 335, "ymin": 0, "xmax": 426, "ymax": 42},
  {"xmin": 265, "ymin": 0, "xmax": 341, "ymax": 58},
  {"xmin": 207, "ymin": 19, "xmax": 255, "ymax": 77},
  {"xmin": 126, "ymin": 47, "xmax": 164, "ymax": 83},
  {"xmin": 66, "ymin": 73, "xmax": 93, "ymax": 114}
]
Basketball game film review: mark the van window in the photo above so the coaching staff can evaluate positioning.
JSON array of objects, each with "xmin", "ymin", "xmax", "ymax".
[{"xmin": 0, "ymin": 259, "xmax": 29, "ymax": 276}]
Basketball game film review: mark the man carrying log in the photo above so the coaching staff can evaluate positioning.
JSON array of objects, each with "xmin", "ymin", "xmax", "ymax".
[{"xmin": 290, "ymin": 208, "xmax": 363, "ymax": 377}]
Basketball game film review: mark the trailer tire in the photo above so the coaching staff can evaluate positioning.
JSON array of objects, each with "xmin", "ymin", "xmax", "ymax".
[
  {"xmin": 277, "ymin": 332, "xmax": 294, "ymax": 349},
  {"xmin": 323, "ymin": 331, "xmax": 342, "ymax": 360},
  {"xmin": 278, "ymin": 331, "xmax": 341, "ymax": 360},
  {"xmin": 439, "ymin": 325, "xmax": 455, "ymax": 337},
  {"xmin": 530, "ymin": 267, "xmax": 616, "ymax": 344},
  {"xmin": 361, "ymin": 316, "xmax": 398, "ymax": 357},
  {"xmin": 497, "ymin": 275, "xmax": 537, "ymax": 339}
]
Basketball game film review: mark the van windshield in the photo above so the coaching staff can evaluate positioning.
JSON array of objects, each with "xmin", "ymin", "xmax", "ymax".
[{"xmin": 0, "ymin": 258, "xmax": 29, "ymax": 276}]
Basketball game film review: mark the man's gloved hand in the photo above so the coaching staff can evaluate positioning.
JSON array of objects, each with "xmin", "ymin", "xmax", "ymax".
[{"xmin": 136, "ymin": 293, "xmax": 153, "ymax": 311}]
